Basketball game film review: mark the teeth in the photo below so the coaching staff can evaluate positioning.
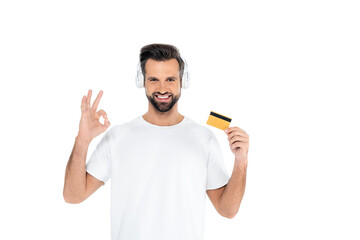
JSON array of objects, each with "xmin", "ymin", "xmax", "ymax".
[{"xmin": 157, "ymin": 95, "xmax": 170, "ymax": 99}]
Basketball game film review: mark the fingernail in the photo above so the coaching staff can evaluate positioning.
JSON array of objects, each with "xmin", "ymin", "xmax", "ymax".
[{"xmin": 224, "ymin": 129, "xmax": 228, "ymax": 133}]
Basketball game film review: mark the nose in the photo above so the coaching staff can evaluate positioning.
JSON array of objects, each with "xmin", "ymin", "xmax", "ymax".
[{"xmin": 158, "ymin": 81, "xmax": 169, "ymax": 94}]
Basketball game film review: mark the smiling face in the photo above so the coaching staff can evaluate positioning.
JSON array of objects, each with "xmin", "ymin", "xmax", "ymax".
[{"xmin": 144, "ymin": 58, "xmax": 182, "ymax": 113}]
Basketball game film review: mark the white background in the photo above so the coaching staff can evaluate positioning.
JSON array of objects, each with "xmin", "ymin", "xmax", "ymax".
[{"xmin": 1, "ymin": 0, "xmax": 359, "ymax": 239}]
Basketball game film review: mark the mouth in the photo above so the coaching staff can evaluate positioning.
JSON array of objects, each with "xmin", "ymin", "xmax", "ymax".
[{"xmin": 155, "ymin": 94, "xmax": 171, "ymax": 102}]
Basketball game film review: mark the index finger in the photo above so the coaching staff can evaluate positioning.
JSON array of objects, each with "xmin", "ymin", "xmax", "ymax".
[
  {"xmin": 91, "ymin": 90, "xmax": 103, "ymax": 111},
  {"xmin": 225, "ymin": 126, "xmax": 246, "ymax": 133}
]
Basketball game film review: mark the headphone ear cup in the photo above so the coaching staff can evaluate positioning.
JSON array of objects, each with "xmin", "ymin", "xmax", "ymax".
[
  {"xmin": 135, "ymin": 62, "xmax": 144, "ymax": 88},
  {"xmin": 181, "ymin": 60, "xmax": 190, "ymax": 89},
  {"xmin": 182, "ymin": 72, "xmax": 190, "ymax": 89}
]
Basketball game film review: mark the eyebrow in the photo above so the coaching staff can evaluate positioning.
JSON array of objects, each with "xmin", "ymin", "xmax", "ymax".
[{"xmin": 147, "ymin": 76, "xmax": 178, "ymax": 80}]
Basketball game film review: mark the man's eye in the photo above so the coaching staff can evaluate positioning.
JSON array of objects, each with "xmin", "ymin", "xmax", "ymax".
[
  {"xmin": 168, "ymin": 79, "xmax": 175, "ymax": 81},
  {"xmin": 150, "ymin": 79, "xmax": 158, "ymax": 81}
]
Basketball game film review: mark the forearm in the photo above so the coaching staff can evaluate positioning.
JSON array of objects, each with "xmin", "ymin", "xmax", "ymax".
[
  {"xmin": 219, "ymin": 159, "xmax": 248, "ymax": 218},
  {"xmin": 63, "ymin": 136, "xmax": 90, "ymax": 203}
]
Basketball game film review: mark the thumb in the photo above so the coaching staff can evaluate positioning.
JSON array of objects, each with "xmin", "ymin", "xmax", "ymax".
[{"xmin": 102, "ymin": 118, "xmax": 110, "ymax": 131}]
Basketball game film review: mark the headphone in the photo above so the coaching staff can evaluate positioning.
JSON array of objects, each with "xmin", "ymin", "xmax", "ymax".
[{"xmin": 135, "ymin": 58, "xmax": 190, "ymax": 89}]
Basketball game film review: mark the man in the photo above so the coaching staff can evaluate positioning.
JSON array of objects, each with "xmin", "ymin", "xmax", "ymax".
[{"xmin": 63, "ymin": 43, "xmax": 249, "ymax": 240}]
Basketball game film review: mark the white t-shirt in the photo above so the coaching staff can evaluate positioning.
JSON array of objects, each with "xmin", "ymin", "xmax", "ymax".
[{"xmin": 86, "ymin": 115, "xmax": 230, "ymax": 240}]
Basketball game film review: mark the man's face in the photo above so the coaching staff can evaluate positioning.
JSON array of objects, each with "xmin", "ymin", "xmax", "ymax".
[{"xmin": 144, "ymin": 58, "xmax": 181, "ymax": 113}]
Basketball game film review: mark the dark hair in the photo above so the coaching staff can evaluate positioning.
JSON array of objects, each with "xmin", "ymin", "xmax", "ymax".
[{"xmin": 139, "ymin": 43, "xmax": 185, "ymax": 83}]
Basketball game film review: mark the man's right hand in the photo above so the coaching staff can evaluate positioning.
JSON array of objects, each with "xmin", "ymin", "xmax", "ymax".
[{"xmin": 77, "ymin": 89, "xmax": 110, "ymax": 144}]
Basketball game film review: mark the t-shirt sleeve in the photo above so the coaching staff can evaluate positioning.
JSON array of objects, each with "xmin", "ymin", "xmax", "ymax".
[
  {"xmin": 206, "ymin": 133, "xmax": 230, "ymax": 190},
  {"xmin": 86, "ymin": 130, "xmax": 113, "ymax": 184}
]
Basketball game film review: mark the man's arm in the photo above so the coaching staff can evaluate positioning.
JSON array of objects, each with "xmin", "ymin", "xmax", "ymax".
[
  {"xmin": 63, "ymin": 89, "xmax": 110, "ymax": 204},
  {"xmin": 63, "ymin": 136, "xmax": 104, "ymax": 204},
  {"xmin": 206, "ymin": 159, "xmax": 247, "ymax": 218}
]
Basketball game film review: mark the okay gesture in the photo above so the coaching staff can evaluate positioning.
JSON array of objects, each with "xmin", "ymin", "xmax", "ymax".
[{"xmin": 224, "ymin": 127, "xmax": 249, "ymax": 164}]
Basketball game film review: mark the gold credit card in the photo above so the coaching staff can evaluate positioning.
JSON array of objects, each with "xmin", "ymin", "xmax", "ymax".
[{"xmin": 206, "ymin": 111, "xmax": 232, "ymax": 130}]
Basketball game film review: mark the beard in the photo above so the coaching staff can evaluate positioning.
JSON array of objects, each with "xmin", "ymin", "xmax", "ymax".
[{"xmin": 146, "ymin": 91, "xmax": 181, "ymax": 113}]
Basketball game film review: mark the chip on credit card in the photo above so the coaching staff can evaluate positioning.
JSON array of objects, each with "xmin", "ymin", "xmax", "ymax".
[{"xmin": 206, "ymin": 111, "xmax": 232, "ymax": 130}]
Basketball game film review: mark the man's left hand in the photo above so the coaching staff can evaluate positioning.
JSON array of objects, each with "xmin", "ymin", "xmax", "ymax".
[{"xmin": 224, "ymin": 127, "xmax": 249, "ymax": 163}]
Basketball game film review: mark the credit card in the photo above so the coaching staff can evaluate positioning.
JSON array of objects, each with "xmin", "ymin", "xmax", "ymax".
[{"xmin": 206, "ymin": 111, "xmax": 232, "ymax": 130}]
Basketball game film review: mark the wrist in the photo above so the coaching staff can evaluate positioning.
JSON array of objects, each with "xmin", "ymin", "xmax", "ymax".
[
  {"xmin": 75, "ymin": 135, "xmax": 92, "ymax": 146},
  {"xmin": 235, "ymin": 158, "xmax": 248, "ymax": 168}
]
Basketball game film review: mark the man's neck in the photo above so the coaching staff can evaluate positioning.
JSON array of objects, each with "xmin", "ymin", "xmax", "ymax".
[{"xmin": 142, "ymin": 111, "xmax": 184, "ymax": 127}]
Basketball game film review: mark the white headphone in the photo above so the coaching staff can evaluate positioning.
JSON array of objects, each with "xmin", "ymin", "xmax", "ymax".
[{"xmin": 135, "ymin": 59, "xmax": 190, "ymax": 89}]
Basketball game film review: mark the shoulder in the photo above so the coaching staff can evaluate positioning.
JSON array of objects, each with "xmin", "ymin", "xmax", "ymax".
[
  {"xmin": 103, "ymin": 116, "xmax": 141, "ymax": 142},
  {"xmin": 185, "ymin": 117, "xmax": 220, "ymax": 158},
  {"xmin": 185, "ymin": 117, "xmax": 216, "ymax": 142}
]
